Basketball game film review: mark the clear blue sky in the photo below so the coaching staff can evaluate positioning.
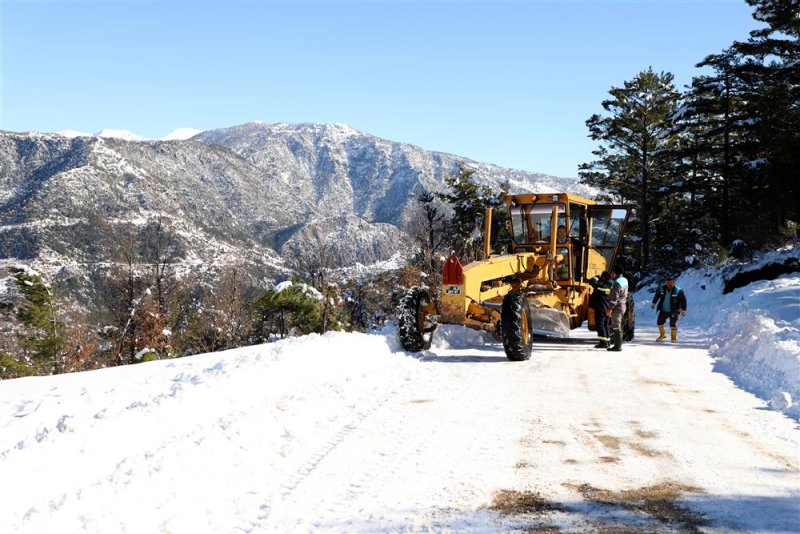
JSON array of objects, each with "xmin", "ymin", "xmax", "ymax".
[{"xmin": 1, "ymin": 0, "xmax": 759, "ymax": 177}]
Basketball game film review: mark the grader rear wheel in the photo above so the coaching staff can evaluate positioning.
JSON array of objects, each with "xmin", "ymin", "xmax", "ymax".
[
  {"xmin": 623, "ymin": 294, "xmax": 635, "ymax": 341},
  {"xmin": 501, "ymin": 291, "xmax": 533, "ymax": 361},
  {"xmin": 398, "ymin": 287, "xmax": 436, "ymax": 352}
]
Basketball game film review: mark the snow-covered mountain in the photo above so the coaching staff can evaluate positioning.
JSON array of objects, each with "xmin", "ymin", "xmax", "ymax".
[
  {"xmin": 56, "ymin": 130, "xmax": 92, "ymax": 139},
  {"xmin": 94, "ymin": 129, "xmax": 147, "ymax": 141},
  {"xmin": 160, "ymin": 128, "xmax": 204, "ymax": 141},
  {"xmin": 193, "ymin": 122, "xmax": 593, "ymax": 230},
  {"xmin": 53, "ymin": 128, "xmax": 204, "ymax": 141},
  {"xmin": 0, "ymin": 122, "xmax": 594, "ymax": 301}
]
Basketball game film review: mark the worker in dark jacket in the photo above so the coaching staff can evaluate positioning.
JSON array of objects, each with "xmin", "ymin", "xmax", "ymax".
[
  {"xmin": 606, "ymin": 264, "xmax": 629, "ymax": 352},
  {"xmin": 651, "ymin": 276, "xmax": 687, "ymax": 343},
  {"xmin": 589, "ymin": 271, "xmax": 613, "ymax": 348}
]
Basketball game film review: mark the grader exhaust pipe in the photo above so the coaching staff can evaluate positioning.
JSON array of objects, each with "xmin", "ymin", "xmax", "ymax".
[{"xmin": 484, "ymin": 207, "xmax": 493, "ymax": 259}]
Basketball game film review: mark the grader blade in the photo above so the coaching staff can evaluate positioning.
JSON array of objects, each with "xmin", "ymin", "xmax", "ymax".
[{"xmin": 527, "ymin": 305, "xmax": 571, "ymax": 338}]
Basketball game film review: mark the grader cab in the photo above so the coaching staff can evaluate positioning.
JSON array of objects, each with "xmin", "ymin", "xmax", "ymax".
[{"xmin": 398, "ymin": 193, "xmax": 634, "ymax": 361}]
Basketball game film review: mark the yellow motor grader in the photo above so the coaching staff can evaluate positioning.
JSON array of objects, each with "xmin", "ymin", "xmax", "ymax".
[{"xmin": 398, "ymin": 193, "xmax": 634, "ymax": 360}]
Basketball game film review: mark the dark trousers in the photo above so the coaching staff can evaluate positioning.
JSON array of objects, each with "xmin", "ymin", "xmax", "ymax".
[
  {"xmin": 595, "ymin": 309, "xmax": 610, "ymax": 340},
  {"xmin": 657, "ymin": 310, "xmax": 679, "ymax": 328}
]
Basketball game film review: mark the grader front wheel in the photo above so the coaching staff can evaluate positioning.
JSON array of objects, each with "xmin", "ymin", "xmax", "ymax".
[
  {"xmin": 501, "ymin": 291, "xmax": 533, "ymax": 361},
  {"xmin": 398, "ymin": 287, "xmax": 436, "ymax": 352}
]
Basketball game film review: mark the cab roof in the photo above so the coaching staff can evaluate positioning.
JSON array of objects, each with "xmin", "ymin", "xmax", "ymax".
[{"xmin": 506, "ymin": 193, "xmax": 597, "ymax": 206}]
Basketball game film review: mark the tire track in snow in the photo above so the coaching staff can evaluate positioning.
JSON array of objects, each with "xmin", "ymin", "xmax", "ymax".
[
  {"xmin": 252, "ymin": 344, "xmax": 531, "ymax": 532},
  {"xmin": 304, "ymin": 397, "xmax": 437, "ymax": 530},
  {"xmin": 308, "ymin": 359, "xmax": 520, "ymax": 531},
  {"xmin": 238, "ymin": 372, "xmax": 416, "ymax": 533}
]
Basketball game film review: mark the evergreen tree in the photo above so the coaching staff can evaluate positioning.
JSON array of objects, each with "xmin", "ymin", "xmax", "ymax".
[
  {"xmin": 254, "ymin": 285, "xmax": 320, "ymax": 340},
  {"xmin": 9, "ymin": 268, "xmax": 65, "ymax": 373},
  {"xmin": 0, "ymin": 351, "xmax": 35, "ymax": 379},
  {"xmin": 318, "ymin": 282, "xmax": 347, "ymax": 334},
  {"xmin": 489, "ymin": 179, "xmax": 512, "ymax": 254},
  {"xmin": 580, "ymin": 68, "xmax": 682, "ymax": 270},
  {"xmin": 732, "ymin": 0, "xmax": 800, "ymax": 243},
  {"xmin": 438, "ymin": 163, "xmax": 496, "ymax": 263},
  {"xmin": 677, "ymin": 0, "xmax": 799, "ymax": 251},
  {"xmin": 664, "ymin": 94, "xmax": 716, "ymax": 262},
  {"xmin": 690, "ymin": 48, "xmax": 760, "ymax": 247}
]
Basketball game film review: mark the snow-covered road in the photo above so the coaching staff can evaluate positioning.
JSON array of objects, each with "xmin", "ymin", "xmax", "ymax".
[
  {"xmin": 255, "ymin": 326, "xmax": 800, "ymax": 533},
  {"xmin": 1, "ymin": 325, "xmax": 798, "ymax": 533}
]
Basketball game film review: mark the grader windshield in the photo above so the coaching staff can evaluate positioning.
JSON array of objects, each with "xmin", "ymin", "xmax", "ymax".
[
  {"xmin": 509, "ymin": 203, "xmax": 565, "ymax": 246},
  {"xmin": 507, "ymin": 197, "xmax": 629, "ymax": 283},
  {"xmin": 585, "ymin": 206, "xmax": 628, "ymax": 280}
]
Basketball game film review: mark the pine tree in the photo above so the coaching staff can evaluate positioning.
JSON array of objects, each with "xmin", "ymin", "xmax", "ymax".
[
  {"xmin": 661, "ymin": 55, "xmax": 748, "ymax": 269},
  {"xmin": 732, "ymin": 0, "xmax": 800, "ymax": 243},
  {"xmin": 438, "ymin": 163, "xmax": 496, "ymax": 263},
  {"xmin": 690, "ymin": 48, "xmax": 759, "ymax": 247},
  {"xmin": 0, "ymin": 351, "xmax": 35, "ymax": 379},
  {"xmin": 580, "ymin": 68, "xmax": 682, "ymax": 270},
  {"xmin": 9, "ymin": 268, "xmax": 65, "ymax": 373},
  {"xmin": 664, "ymin": 95, "xmax": 715, "ymax": 262},
  {"xmin": 489, "ymin": 179, "xmax": 512, "ymax": 254},
  {"xmin": 254, "ymin": 285, "xmax": 321, "ymax": 340}
]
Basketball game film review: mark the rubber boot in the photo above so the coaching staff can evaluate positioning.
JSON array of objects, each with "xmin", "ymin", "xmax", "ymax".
[
  {"xmin": 594, "ymin": 337, "xmax": 609, "ymax": 348},
  {"xmin": 671, "ymin": 328, "xmax": 678, "ymax": 343},
  {"xmin": 607, "ymin": 331, "xmax": 622, "ymax": 352},
  {"xmin": 656, "ymin": 325, "xmax": 666, "ymax": 342}
]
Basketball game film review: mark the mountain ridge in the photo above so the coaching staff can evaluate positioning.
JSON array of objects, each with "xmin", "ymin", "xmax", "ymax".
[{"xmin": 0, "ymin": 122, "xmax": 596, "ymax": 305}]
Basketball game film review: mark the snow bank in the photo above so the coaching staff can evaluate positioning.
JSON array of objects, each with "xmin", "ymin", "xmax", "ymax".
[
  {"xmin": 636, "ymin": 245, "xmax": 800, "ymax": 421},
  {"xmin": 0, "ymin": 331, "xmax": 419, "ymax": 533},
  {"xmin": 430, "ymin": 324, "xmax": 496, "ymax": 351}
]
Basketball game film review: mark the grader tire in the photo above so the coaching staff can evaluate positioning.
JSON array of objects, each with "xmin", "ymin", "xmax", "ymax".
[
  {"xmin": 501, "ymin": 291, "xmax": 533, "ymax": 361},
  {"xmin": 623, "ymin": 294, "xmax": 635, "ymax": 342},
  {"xmin": 398, "ymin": 287, "xmax": 435, "ymax": 352}
]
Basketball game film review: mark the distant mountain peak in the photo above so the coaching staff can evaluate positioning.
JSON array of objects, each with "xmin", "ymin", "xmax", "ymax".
[
  {"xmin": 57, "ymin": 129, "xmax": 92, "ymax": 138},
  {"xmin": 95, "ymin": 129, "xmax": 147, "ymax": 141},
  {"xmin": 160, "ymin": 128, "xmax": 204, "ymax": 141}
]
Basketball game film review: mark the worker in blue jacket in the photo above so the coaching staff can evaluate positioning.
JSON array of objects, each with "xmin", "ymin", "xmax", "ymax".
[
  {"xmin": 606, "ymin": 264, "xmax": 629, "ymax": 352},
  {"xmin": 651, "ymin": 276, "xmax": 688, "ymax": 343}
]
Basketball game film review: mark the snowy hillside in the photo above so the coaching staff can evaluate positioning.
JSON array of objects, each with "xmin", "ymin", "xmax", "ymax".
[{"xmin": 0, "ymin": 122, "xmax": 590, "ymax": 289}]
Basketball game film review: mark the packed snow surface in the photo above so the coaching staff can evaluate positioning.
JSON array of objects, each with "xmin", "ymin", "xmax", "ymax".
[{"xmin": 1, "ymin": 252, "xmax": 798, "ymax": 533}]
